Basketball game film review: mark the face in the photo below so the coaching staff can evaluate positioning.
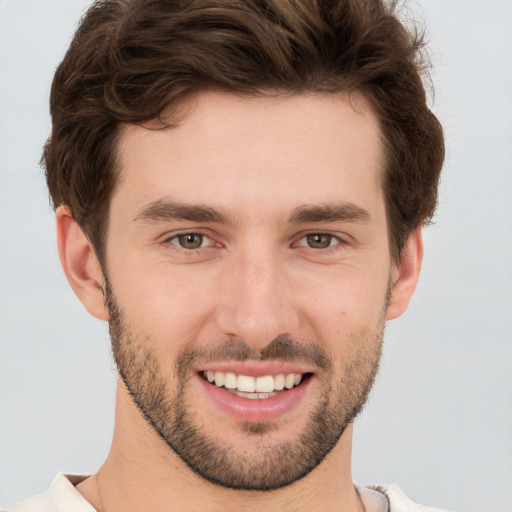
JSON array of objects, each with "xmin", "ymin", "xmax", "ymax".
[{"xmin": 104, "ymin": 92, "xmax": 393, "ymax": 490}]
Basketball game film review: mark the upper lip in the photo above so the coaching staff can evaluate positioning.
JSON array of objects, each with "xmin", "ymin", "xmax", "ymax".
[{"xmin": 196, "ymin": 361, "xmax": 315, "ymax": 377}]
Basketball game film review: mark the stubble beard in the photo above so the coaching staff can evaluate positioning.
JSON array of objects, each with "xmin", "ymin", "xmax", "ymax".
[{"xmin": 104, "ymin": 280, "xmax": 386, "ymax": 491}]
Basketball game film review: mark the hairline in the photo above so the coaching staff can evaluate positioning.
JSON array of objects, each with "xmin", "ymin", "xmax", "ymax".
[{"xmin": 91, "ymin": 88, "xmax": 400, "ymax": 266}]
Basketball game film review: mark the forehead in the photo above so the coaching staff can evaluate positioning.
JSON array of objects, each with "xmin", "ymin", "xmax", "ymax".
[{"xmin": 114, "ymin": 91, "xmax": 385, "ymax": 217}]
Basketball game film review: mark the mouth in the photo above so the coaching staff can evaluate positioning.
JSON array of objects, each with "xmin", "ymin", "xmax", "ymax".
[
  {"xmin": 200, "ymin": 370, "xmax": 313, "ymax": 400},
  {"xmin": 195, "ymin": 360, "xmax": 317, "ymax": 422}
]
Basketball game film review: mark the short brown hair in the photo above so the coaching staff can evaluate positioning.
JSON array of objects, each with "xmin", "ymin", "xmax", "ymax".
[{"xmin": 44, "ymin": 0, "xmax": 444, "ymax": 261}]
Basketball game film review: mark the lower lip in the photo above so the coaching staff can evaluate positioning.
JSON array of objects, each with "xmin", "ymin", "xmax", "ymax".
[{"xmin": 196, "ymin": 374, "xmax": 312, "ymax": 422}]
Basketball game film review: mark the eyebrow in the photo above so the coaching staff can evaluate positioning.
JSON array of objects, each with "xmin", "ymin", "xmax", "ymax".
[
  {"xmin": 134, "ymin": 199, "xmax": 371, "ymax": 226},
  {"xmin": 134, "ymin": 199, "xmax": 232, "ymax": 224},
  {"xmin": 289, "ymin": 203, "xmax": 371, "ymax": 224}
]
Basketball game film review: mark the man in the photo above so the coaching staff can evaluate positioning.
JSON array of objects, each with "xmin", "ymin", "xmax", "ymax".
[{"xmin": 8, "ymin": 0, "xmax": 448, "ymax": 510}]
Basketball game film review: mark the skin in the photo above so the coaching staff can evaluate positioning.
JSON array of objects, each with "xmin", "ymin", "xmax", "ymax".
[{"xmin": 57, "ymin": 92, "xmax": 422, "ymax": 512}]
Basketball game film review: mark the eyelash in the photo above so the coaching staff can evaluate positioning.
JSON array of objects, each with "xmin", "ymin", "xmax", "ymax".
[
  {"xmin": 293, "ymin": 232, "xmax": 344, "ymax": 251},
  {"xmin": 164, "ymin": 231, "xmax": 217, "ymax": 252},
  {"xmin": 163, "ymin": 231, "xmax": 347, "ymax": 255}
]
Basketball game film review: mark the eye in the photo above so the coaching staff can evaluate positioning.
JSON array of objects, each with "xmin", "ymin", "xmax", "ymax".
[
  {"xmin": 298, "ymin": 233, "xmax": 338, "ymax": 249},
  {"xmin": 170, "ymin": 233, "xmax": 212, "ymax": 249}
]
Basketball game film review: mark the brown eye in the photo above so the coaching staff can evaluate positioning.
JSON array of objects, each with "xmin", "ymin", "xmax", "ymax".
[
  {"xmin": 305, "ymin": 233, "xmax": 333, "ymax": 249},
  {"xmin": 177, "ymin": 233, "xmax": 204, "ymax": 249}
]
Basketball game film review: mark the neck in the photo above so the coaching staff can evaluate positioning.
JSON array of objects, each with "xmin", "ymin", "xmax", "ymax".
[{"xmin": 77, "ymin": 380, "xmax": 364, "ymax": 512}]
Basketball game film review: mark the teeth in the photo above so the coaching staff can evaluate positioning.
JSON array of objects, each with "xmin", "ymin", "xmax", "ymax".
[
  {"xmin": 203, "ymin": 371, "xmax": 305, "ymax": 396},
  {"xmin": 233, "ymin": 390, "xmax": 278, "ymax": 399},
  {"xmin": 284, "ymin": 374, "xmax": 295, "ymax": 389},
  {"xmin": 237, "ymin": 374, "xmax": 256, "ymax": 393},
  {"xmin": 214, "ymin": 371, "xmax": 224, "ymax": 387},
  {"xmin": 256, "ymin": 375, "xmax": 274, "ymax": 393},
  {"xmin": 274, "ymin": 374, "xmax": 285, "ymax": 390},
  {"xmin": 224, "ymin": 372, "xmax": 237, "ymax": 389}
]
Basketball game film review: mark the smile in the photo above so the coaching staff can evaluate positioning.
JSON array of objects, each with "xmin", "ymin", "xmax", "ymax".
[{"xmin": 202, "ymin": 371, "xmax": 308, "ymax": 399}]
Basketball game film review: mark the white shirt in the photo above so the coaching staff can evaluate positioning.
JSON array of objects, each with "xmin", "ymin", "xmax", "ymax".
[{"xmin": 5, "ymin": 474, "xmax": 452, "ymax": 512}]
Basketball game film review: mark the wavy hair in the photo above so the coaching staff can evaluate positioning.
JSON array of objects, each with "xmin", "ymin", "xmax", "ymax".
[{"xmin": 44, "ymin": 0, "xmax": 444, "ymax": 261}]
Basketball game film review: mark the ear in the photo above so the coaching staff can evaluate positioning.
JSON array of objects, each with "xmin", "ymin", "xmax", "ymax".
[
  {"xmin": 56, "ymin": 206, "xmax": 109, "ymax": 321},
  {"xmin": 386, "ymin": 227, "xmax": 423, "ymax": 321}
]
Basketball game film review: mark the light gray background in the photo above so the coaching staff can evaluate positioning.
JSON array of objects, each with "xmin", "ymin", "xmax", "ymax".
[{"xmin": 1, "ymin": 1, "xmax": 511, "ymax": 510}]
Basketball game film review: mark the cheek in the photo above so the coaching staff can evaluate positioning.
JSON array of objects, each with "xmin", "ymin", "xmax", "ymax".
[
  {"xmin": 296, "ymin": 267, "xmax": 390, "ymax": 331},
  {"xmin": 110, "ymin": 260, "xmax": 219, "ymax": 338}
]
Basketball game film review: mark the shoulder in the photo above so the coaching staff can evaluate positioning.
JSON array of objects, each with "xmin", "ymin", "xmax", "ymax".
[
  {"xmin": 5, "ymin": 475, "xmax": 95, "ymax": 512},
  {"xmin": 372, "ymin": 485, "xmax": 452, "ymax": 512}
]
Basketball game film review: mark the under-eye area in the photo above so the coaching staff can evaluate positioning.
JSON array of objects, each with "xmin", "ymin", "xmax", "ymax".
[{"xmin": 201, "ymin": 371, "xmax": 314, "ymax": 399}]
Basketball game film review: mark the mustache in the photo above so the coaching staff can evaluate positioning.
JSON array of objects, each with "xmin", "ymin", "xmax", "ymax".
[{"xmin": 176, "ymin": 335, "xmax": 332, "ymax": 372}]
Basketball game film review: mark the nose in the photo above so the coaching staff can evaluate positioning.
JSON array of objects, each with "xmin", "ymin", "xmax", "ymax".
[{"xmin": 215, "ymin": 248, "xmax": 299, "ymax": 350}]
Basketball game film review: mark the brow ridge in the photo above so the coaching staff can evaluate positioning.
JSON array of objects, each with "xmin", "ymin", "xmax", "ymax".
[
  {"xmin": 289, "ymin": 203, "xmax": 371, "ymax": 224},
  {"xmin": 134, "ymin": 199, "xmax": 231, "ymax": 224},
  {"xmin": 134, "ymin": 199, "xmax": 371, "ymax": 226}
]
